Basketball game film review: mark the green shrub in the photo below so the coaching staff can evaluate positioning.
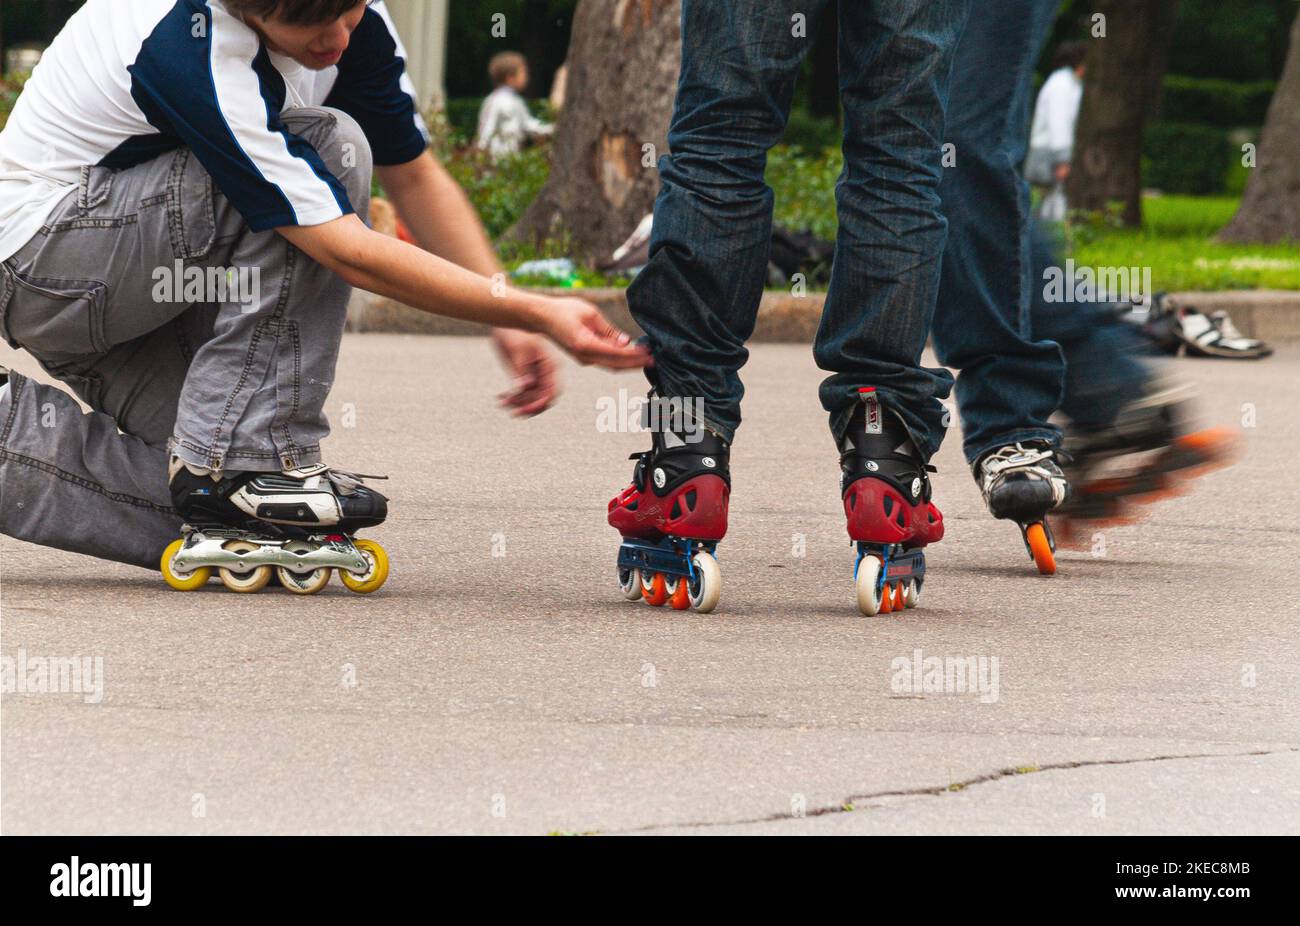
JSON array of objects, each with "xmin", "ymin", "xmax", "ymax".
[
  {"xmin": 443, "ymin": 97, "xmax": 483, "ymax": 142},
  {"xmin": 1225, "ymin": 156, "xmax": 1253, "ymax": 198},
  {"xmin": 1143, "ymin": 122, "xmax": 1233, "ymax": 195},
  {"xmin": 1160, "ymin": 75, "xmax": 1275, "ymax": 127},
  {"xmin": 1166, "ymin": 0, "xmax": 1297, "ymax": 82},
  {"xmin": 780, "ymin": 108, "xmax": 841, "ymax": 154},
  {"xmin": 441, "ymin": 143, "xmax": 551, "ymax": 240},
  {"xmin": 0, "ymin": 74, "xmax": 29, "ymax": 131},
  {"xmin": 766, "ymin": 145, "xmax": 841, "ymax": 241}
]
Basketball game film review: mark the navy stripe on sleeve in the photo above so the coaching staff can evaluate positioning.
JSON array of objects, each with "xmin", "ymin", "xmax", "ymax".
[
  {"xmin": 117, "ymin": 0, "xmax": 351, "ymax": 231},
  {"xmin": 325, "ymin": 7, "xmax": 428, "ymax": 166}
]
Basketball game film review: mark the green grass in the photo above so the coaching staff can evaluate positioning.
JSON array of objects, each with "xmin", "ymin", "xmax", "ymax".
[{"xmin": 1068, "ymin": 195, "xmax": 1300, "ymax": 291}]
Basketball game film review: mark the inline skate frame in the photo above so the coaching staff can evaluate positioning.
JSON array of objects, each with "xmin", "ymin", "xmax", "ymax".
[
  {"xmin": 608, "ymin": 397, "xmax": 729, "ymax": 613},
  {"xmin": 1051, "ymin": 382, "xmax": 1238, "ymax": 548},
  {"xmin": 160, "ymin": 463, "xmax": 390, "ymax": 595},
  {"xmin": 973, "ymin": 440, "xmax": 1070, "ymax": 575},
  {"xmin": 840, "ymin": 389, "xmax": 943, "ymax": 615}
]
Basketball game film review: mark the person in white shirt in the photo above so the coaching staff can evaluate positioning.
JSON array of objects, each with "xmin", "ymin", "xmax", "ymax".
[
  {"xmin": 0, "ymin": 0, "xmax": 644, "ymax": 572},
  {"xmin": 476, "ymin": 52, "xmax": 554, "ymax": 159},
  {"xmin": 1026, "ymin": 42, "xmax": 1086, "ymax": 221}
]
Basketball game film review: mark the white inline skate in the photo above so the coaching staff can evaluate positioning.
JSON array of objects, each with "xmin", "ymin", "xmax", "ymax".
[
  {"xmin": 161, "ymin": 461, "xmax": 390, "ymax": 595},
  {"xmin": 973, "ymin": 440, "xmax": 1070, "ymax": 575}
]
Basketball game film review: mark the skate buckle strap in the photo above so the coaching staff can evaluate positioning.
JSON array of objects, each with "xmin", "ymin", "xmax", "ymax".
[
  {"xmin": 857, "ymin": 387, "xmax": 883, "ymax": 435},
  {"xmin": 323, "ymin": 468, "xmax": 389, "ymax": 494}
]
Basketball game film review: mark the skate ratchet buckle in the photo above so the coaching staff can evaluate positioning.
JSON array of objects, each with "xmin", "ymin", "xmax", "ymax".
[
  {"xmin": 854, "ymin": 543, "xmax": 925, "ymax": 616},
  {"xmin": 617, "ymin": 536, "xmax": 722, "ymax": 614}
]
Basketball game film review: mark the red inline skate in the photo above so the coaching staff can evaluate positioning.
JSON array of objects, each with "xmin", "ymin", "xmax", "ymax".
[
  {"xmin": 839, "ymin": 388, "xmax": 943, "ymax": 615},
  {"xmin": 608, "ymin": 399, "xmax": 729, "ymax": 613}
]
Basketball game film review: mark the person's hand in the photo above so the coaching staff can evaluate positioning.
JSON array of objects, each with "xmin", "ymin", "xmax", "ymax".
[
  {"xmin": 492, "ymin": 328, "xmax": 560, "ymax": 418},
  {"xmin": 1055, "ymin": 161, "xmax": 1072, "ymax": 183},
  {"xmin": 540, "ymin": 297, "xmax": 651, "ymax": 370}
]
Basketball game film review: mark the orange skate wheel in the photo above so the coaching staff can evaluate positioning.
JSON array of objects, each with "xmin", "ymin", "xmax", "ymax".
[
  {"xmin": 893, "ymin": 583, "xmax": 907, "ymax": 611},
  {"xmin": 1026, "ymin": 522, "xmax": 1056, "ymax": 575},
  {"xmin": 1178, "ymin": 426, "xmax": 1238, "ymax": 462},
  {"xmin": 642, "ymin": 572, "xmax": 669, "ymax": 607},
  {"xmin": 879, "ymin": 583, "xmax": 894, "ymax": 614},
  {"xmin": 668, "ymin": 577, "xmax": 691, "ymax": 610}
]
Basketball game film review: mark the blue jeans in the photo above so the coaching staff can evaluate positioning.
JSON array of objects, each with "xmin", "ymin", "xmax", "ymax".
[
  {"xmin": 933, "ymin": 0, "xmax": 1148, "ymax": 463},
  {"xmin": 628, "ymin": 0, "xmax": 971, "ymax": 457},
  {"xmin": 1028, "ymin": 226, "xmax": 1150, "ymax": 431}
]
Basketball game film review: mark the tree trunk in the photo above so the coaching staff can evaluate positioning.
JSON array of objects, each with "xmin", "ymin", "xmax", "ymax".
[
  {"xmin": 505, "ymin": 0, "xmax": 680, "ymax": 263},
  {"xmin": 1066, "ymin": 0, "xmax": 1180, "ymax": 227},
  {"xmin": 1218, "ymin": 11, "xmax": 1300, "ymax": 243}
]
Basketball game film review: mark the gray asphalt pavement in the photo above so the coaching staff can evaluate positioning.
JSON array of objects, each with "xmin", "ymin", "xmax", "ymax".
[{"xmin": 2, "ymin": 335, "xmax": 1297, "ymax": 835}]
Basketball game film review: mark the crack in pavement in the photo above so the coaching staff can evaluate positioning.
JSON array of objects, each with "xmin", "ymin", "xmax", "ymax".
[{"xmin": 599, "ymin": 746, "xmax": 1300, "ymax": 836}]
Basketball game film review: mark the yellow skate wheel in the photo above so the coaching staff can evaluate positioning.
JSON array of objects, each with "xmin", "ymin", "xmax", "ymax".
[
  {"xmin": 218, "ymin": 540, "xmax": 273, "ymax": 593},
  {"xmin": 339, "ymin": 539, "xmax": 390, "ymax": 594},
  {"xmin": 1025, "ymin": 523, "xmax": 1056, "ymax": 576},
  {"xmin": 161, "ymin": 539, "xmax": 212, "ymax": 591}
]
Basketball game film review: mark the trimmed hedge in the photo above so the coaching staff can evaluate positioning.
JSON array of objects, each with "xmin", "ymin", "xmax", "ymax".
[
  {"xmin": 781, "ymin": 108, "xmax": 842, "ymax": 153},
  {"xmin": 1142, "ymin": 122, "xmax": 1235, "ymax": 196},
  {"xmin": 1160, "ymin": 75, "xmax": 1276, "ymax": 127}
]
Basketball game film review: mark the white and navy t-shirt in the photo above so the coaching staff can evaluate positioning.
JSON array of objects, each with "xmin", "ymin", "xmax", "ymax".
[{"xmin": 0, "ymin": 0, "xmax": 429, "ymax": 263}]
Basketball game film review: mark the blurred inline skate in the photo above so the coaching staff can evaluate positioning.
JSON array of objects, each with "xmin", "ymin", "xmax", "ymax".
[{"xmin": 1050, "ymin": 381, "xmax": 1239, "ymax": 549}]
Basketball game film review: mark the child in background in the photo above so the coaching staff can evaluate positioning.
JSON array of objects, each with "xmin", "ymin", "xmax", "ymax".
[{"xmin": 475, "ymin": 52, "xmax": 554, "ymax": 159}]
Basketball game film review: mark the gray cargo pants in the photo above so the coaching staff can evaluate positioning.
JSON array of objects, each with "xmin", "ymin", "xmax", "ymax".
[{"xmin": 0, "ymin": 107, "xmax": 372, "ymax": 569}]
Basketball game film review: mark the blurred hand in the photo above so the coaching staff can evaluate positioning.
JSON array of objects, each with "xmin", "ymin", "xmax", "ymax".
[
  {"xmin": 1055, "ymin": 162, "xmax": 1072, "ymax": 183},
  {"xmin": 541, "ymin": 297, "xmax": 651, "ymax": 370},
  {"xmin": 492, "ymin": 329, "xmax": 560, "ymax": 418}
]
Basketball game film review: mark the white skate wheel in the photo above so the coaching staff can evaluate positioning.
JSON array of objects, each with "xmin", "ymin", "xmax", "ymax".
[
  {"xmin": 278, "ymin": 540, "xmax": 332, "ymax": 595},
  {"xmin": 688, "ymin": 552, "xmax": 722, "ymax": 614},
  {"xmin": 278, "ymin": 565, "xmax": 332, "ymax": 595},
  {"xmin": 855, "ymin": 555, "xmax": 884, "ymax": 616},
  {"xmin": 218, "ymin": 540, "xmax": 272, "ymax": 593},
  {"xmin": 903, "ymin": 578, "xmax": 921, "ymax": 609},
  {"xmin": 620, "ymin": 567, "xmax": 643, "ymax": 601}
]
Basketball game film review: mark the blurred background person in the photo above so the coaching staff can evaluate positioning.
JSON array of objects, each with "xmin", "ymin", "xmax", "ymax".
[
  {"xmin": 1026, "ymin": 41, "xmax": 1087, "ymax": 221},
  {"xmin": 475, "ymin": 51, "xmax": 553, "ymax": 159}
]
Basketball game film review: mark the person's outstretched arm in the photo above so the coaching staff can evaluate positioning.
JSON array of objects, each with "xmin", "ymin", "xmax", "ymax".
[
  {"xmin": 279, "ymin": 216, "xmax": 648, "ymax": 370},
  {"xmin": 377, "ymin": 153, "xmax": 560, "ymax": 417}
]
